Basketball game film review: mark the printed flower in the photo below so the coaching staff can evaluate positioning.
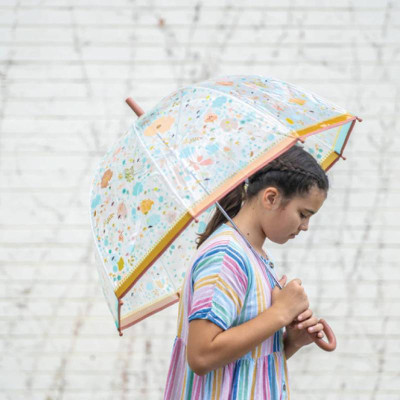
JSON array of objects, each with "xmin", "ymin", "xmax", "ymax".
[
  {"xmin": 271, "ymin": 103, "xmax": 284, "ymax": 112},
  {"xmin": 286, "ymin": 118, "xmax": 294, "ymax": 125},
  {"xmin": 105, "ymin": 213, "xmax": 115, "ymax": 225},
  {"xmin": 220, "ymin": 118, "xmax": 238, "ymax": 132},
  {"xmin": 205, "ymin": 143, "xmax": 219, "ymax": 155},
  {"xmin": 216, "ymin": 80, "xmax": 234, "ymax": 86},
  {"xmin": 156, "ymin": 280, "xmax": 164, "ymax": 289},
  {"xmin": 180, "ymin": 146, "xmax": 195, "ymax": 159},
  {"xmin": 204, "ymin": 113, "xmax": 218, "ymax": 123},
  {"xmin": 140, "ymin": 199, "xmax": 154, "ymax": 215},
  {"xmin": 101, "ymin": 169, "xmax": 113, "ymax": 188},
  {"xmin": 253, "ymin": 80, "xmax": 267, "ymax": 88},
  {"xmin": 166, "ymin": 210, "xmax": 178, "ymax": 224},
  {"xmin": 289, "ymin": 98, "xmax": 306, "ymax": 106},
  {"xmin": 314, "ymin": 144, "xmax": 324, "ymax": 159},
  {"xmin": 91, "ymin": 194, "xmax": 101, "ymax": 210},
  {"xmin": 144, "ymin": 116, "xmax": 175, "ymax": 137},
  {"xmin": 127, "ymin": 255, "xmax": 135, "ymax": 266},
  {"xmin": 117, "ymin": 257, "xmax": 124, "ymax": 271},
  {"xmin": 212, "ymin": 97, "xmax": 227, "ymax": 108},
  {"xmin": 189, "ymin": 155, "xmax": 213, "ymax": 170},
  {"xmin": 124, "ymin": 166, "xmax": 134, "ymax": 182},
  {"xmin": 244, "ymin": 82, "xmax": 260, "ymax": 90},
  {"xmin": 112, "ymin": 146, "xmax": 122, "ymax": 159},
  {"xmin": 133, "ymin": 182, "xmax": 143, "ymax": 196},
  {"xmin": 117, "ymin": 202, "xmax": 127, "ymax": 219}
]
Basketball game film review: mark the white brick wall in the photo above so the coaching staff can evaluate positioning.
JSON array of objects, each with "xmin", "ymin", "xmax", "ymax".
[{"xmin": 1, "ymin": 0, "xmax": 399, "ymax": 399}]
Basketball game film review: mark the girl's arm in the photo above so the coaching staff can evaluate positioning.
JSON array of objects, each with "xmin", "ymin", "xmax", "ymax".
[
  {"xmin": 283, "ymin": 331, "xmax": 302, "ymax": 359},
  {"xmin": 187, "ymin": 277, "xmax": 308, "ymax": 376},
  {"xmin": 188, "ymin": 305, "xmax": 286, "ymax": 375}
]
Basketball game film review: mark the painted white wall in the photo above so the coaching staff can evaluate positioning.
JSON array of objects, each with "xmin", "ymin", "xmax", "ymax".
[{"xmin": 0, "ymin": 0, "xmax": 399, "ymax": 399}]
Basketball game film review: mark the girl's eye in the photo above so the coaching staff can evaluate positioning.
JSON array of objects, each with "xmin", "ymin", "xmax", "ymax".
[{"xmin": 300, "ymin": 213, "xmax": 307, "ymax": 219}]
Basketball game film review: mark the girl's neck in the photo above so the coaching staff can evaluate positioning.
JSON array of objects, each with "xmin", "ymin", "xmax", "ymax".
[{"xmin": 226, "ymin": 204, "xmax": 268, "ymax": 258}]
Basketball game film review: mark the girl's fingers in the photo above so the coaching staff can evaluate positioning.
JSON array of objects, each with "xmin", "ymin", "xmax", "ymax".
[
  {"xmin": 297, "ymin": 315, "xmax": 317, "ymax": 329},
  {"xmin": 297, "ymin": 317, "xmax": 322, "ymax": 332},
  {"xmin": 306, "ymin": 322, "xmax": 324, "ymax": 334},
  {"xmin": 296, "ymin": 309, "xmax": 312, "ymax": 323},
  {"xmin": 279, "ymin": 275, "xmax": 287, "ymax": 287}
]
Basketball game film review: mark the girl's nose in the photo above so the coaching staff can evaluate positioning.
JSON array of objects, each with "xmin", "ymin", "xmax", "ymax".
[{"xmin": 300, "ymin": 221, "xmax": 309, "ymax": 231}]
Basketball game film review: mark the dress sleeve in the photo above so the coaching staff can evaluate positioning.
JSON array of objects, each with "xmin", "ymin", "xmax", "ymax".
[{"xmin": 188, "ymin": 244, "xmax": 249, "ymax": 331}]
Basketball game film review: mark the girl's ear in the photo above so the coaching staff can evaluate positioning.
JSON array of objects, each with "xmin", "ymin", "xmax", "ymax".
[{"xmin": 261, "ymin": 187, "xmax": 280, "ymax": 210}]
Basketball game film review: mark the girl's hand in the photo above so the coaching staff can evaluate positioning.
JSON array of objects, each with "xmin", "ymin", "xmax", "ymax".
[
  {"xmin": 271, "ymin": 275, "xmax": 309, "ymax": 326},
  {"xmin": 286, "ymin": 308, "xmax": 325, "ymax": 349}
]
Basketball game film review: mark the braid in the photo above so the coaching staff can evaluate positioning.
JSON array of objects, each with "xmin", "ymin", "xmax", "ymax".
[
  {"xmin": 249, "ymin": 157, "xmax": 323, "ymax": 187},
  {"xmin": 247, "ymin": 145, "xmax": 329, "ymax": 199},
  {"xmin": 276, "ymin": 158, "xmax": 323, "ymax": 184}
]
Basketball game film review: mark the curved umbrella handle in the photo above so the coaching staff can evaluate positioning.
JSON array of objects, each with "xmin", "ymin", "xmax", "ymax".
[{"xmin": 312, "ymin": 318, "xmax": 337, "ymax": 352}]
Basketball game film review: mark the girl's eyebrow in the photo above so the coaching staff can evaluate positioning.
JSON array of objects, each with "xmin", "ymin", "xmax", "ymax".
[{"xmin": 304, "ymin": 208, "xmax": 315, "ymax": 215}]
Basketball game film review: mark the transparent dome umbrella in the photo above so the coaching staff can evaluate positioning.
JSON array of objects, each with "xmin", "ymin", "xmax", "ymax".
[{"xmin": 90, "ymin": 75, "xmax": 361, "ymax": 350}]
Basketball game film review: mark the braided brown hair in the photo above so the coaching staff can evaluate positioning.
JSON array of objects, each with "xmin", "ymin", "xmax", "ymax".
[{"xmin": 196, "ymin": 144, "xmax": 329, "ymax": 248}]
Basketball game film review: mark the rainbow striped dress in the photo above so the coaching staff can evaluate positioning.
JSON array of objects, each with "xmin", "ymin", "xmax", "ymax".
[{"xmin": 164, "ymin": 223, "xmax": 290, "ymax": 400}]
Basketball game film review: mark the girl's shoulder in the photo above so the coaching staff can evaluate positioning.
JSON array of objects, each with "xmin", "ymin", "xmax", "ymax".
[
  {"xmin": 192, "ymin": 224, "xmax": 252, "ymax": 276},
  {"xmin": 198, "ymin": 223, "xmax": 247, "ymax": 255}
]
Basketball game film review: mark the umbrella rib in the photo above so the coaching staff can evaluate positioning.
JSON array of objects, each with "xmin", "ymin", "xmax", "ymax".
[
  {"xmin": 158, "ymin": 258, "xmax": 178, "ymax": 294},
  {"xmin": 302, "ymin": 122, "xmax": 350, "ymax": 162},
  {"xmin": 132, "ymin": 124, "xmax": 195, "ymax": 217},
  {"xmin": 156, "ymin": 89, "xmax": 203, "ymax": 207},
  {"xmin": 170, "ymin": 89, "xmax": 204, "ymax": 199}
]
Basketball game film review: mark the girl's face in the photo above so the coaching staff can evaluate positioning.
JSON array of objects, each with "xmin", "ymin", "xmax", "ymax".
[{"xmin": 260, "ymin": 185, "xmax": 327, "ymax": 244}]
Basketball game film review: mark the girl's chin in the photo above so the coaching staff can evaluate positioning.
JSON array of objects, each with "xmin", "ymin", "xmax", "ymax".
[
  {"xmin": 268, "ymin": 234, "xmax": 297, "ymax": 245},
  {"xmin": 266, "ymin": 234, "xmax": 293, "ymax": 244},
  {"xmin": 270, "ymin": 237, "xmax": 290, "ymax": 245}
]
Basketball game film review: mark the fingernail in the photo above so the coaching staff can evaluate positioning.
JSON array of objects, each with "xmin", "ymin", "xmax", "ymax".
[
  {"xmin": 298, "ymin": 324, "xmax": 303, "ymax": 329},
  {"xmin": 308, "ymin": 327, "xmax": 313, "ymax": 332},
  {"xmin": 297, "ymin": 316, "xmax": 302, "ymax": 321}
]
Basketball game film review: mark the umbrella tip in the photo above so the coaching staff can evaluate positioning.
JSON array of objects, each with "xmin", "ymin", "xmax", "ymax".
[
  {"xmin": 126, "ymin": 97, "xmax": 145, "ymax": 117},
  {"xmin": 356, "ymin": 116, "xmax": 363, "ymax": 122}
]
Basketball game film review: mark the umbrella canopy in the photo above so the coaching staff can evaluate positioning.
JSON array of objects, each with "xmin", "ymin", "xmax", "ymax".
[{"xmin": 90, "ymin": 75, "xmax": 360, "ymax": 335}]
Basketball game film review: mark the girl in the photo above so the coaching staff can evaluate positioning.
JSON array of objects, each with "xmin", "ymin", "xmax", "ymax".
[{"xmin": 164, "ymin": 145, "xmax": 328, "ymax": 399}]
